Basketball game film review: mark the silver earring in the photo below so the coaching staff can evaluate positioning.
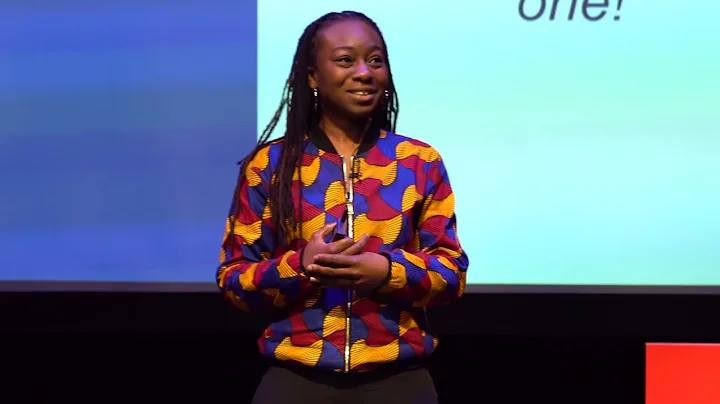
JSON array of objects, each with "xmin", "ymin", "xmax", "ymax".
[
  {"xmin": 384, "ymin": 89, "xmax": 389, "ymax": 100},
  {"xmin": 313, "ymin": 88, "xmax": 318, "ymax": 110}
]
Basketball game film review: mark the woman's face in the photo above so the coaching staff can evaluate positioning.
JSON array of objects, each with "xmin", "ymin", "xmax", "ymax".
[{"xmin": 308, "ymin": 19, "xmax": 389, "ymax": 122}]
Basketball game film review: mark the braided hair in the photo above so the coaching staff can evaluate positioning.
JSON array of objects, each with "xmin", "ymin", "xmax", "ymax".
[{"xmin": 234, "ymin": 11, "xmax": 399, "ymax": 245}]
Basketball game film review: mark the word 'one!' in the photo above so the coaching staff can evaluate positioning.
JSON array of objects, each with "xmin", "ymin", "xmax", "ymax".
[{"xmin": 519, "ymin": 0, "xmax": 624, "ymax": 21}]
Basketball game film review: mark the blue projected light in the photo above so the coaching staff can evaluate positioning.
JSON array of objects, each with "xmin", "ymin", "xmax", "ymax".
[
  {"xmin": 0, "ymin": 2, "xmax": 258, "ymax": 284},
  {"xmin": 1, "ymin": 1, "xmax": 718, "ymax": 292}
]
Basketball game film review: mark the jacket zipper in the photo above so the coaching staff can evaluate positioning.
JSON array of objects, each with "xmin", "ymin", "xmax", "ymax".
[{"xmin": 340, "ymin": 154, "xmax": 355, "ymax": 373}]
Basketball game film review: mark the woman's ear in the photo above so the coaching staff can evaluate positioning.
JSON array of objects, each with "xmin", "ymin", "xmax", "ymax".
[{"xmin": 307, "ymin": 67, "xmax": 317, "ymax": 89}]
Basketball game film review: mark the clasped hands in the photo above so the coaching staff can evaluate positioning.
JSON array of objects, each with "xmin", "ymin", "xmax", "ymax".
[{"xmin": 301, "ymin": 223, "xmax": 390, "ymax": 294}]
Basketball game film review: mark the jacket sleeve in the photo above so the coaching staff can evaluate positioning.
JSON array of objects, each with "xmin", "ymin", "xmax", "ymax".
[
  {"xmin": 374, "ymin": 155, "xmax": 469, "ymax": 308},
  {"xmin": 215, "ymin": 147, "xmax": 317, "ymax": 313}
]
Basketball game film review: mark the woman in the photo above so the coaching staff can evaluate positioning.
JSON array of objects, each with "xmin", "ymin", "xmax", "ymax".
[{"xmin": 216, "ymin": 10, "xmax": 469, "ymax": 404}]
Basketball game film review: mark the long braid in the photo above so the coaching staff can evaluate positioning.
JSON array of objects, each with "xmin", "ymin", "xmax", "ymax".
[{"xmin": 231, "ymin": 11, "xmax": 400, "ymax": 248}]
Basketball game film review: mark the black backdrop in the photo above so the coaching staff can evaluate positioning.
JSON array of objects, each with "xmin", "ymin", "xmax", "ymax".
[{"xmin": 3, "ymin": 291, "xmax": 720, "ymax": 403}]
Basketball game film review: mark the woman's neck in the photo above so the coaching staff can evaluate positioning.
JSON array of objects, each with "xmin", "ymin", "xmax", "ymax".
[{"xmin": 318, "ymin": 115, "xmax": 371, "ymax": 152}]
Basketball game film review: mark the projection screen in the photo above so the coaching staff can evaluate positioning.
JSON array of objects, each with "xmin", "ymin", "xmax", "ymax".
[{"xmin": 1, "ymin": 0, "xmax": 718, "ymax": 293}]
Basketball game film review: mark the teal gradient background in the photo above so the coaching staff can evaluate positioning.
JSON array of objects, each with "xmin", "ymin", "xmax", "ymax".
[{"xmin": 258, "ymin": 1, "xmax": 720, "ymax": 286}]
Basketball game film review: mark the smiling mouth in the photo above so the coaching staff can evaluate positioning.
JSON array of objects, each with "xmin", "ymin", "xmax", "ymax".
[{"xmin": 348, "ymin": 90, "xmax": 376, "ymax": 96}]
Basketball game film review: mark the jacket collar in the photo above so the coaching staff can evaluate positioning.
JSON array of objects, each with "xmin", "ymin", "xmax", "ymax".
[{"xmin": 307, "ymin": 122, "xmax": 381, "ymax": 155}]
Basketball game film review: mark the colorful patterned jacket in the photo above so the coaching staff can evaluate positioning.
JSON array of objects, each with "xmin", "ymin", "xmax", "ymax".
[{"xmin": 216, "ymin": 125, "xmax": 469, "ymax": 373}]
